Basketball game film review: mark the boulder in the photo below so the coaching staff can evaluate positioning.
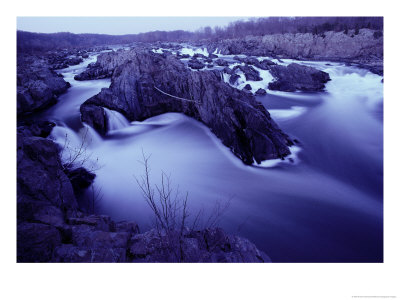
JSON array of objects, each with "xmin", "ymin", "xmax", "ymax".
[
  {"xmin": 127, "ymin": 228, "xmax": 270, "ymax": 263},
  {"xmin": 256, "ymin": 59, "xmax": 276, "ymax": 70},
  {"xmin": 80, "ymin": 104, "xmax": 107, "ymax": 135},
  {"xmin": 229, "ymin": 74, "xmax": 241, "ymax": 85},
  {"xmin": 255, "ymin": 88, "xmax": 267, "ymax": 95},
  {"xmin": 188, "ymin": 59, "xmax": 206, "ymax": 70},
  {"xmin": 244, "ymin": 84, "xmax": 252, "ymax": 91},
  {"xmin": 232, "ymin": 65, "xmax": 263, "ymax": 81},
  {"xmin": 193, "ymin": 53, "xmax": 207, "ymax": 59},
  {"xmin": 17, "ymin": 135, "xmax": 77, "ymax": 209},
  {"xmin": 215, "ymin": 58, "xmax": 229, "ymax": 66},
  {"xmin": 17, "ymin": 55, "xmax": 70, "ymax": 116},
  {"xmin": 17, "ymin": 222, "xmax": 62, "ymax": 262},
  {"xmin": 115, "ymin": 221, "xmax": 140, "ymax": 234},
  {"xmin": 236, "ymin": 56, "xmax": 259, "ymax": 65},
  {"xmin": 81, "ymin": 49, "xmax": 292, "ymax": 164},
  {"xmin": 64, "ymin": 167, "xmax": 96, "ymax": 196},
  {"xmin": 17, "ymin": 120, "xmax": 56, "ymax": 138},
  {"xmin": 67, "ymin": 215, "xmax": 114, "ymax": 231},
  {"xmin": 268, "ymin": 63, "xmax": 330, "ymax": 92}
]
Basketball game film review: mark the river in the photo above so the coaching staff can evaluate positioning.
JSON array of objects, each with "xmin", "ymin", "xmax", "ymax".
[{"xmin": 42, "ymin": 48, "xmax": 383, "ymax": 262}]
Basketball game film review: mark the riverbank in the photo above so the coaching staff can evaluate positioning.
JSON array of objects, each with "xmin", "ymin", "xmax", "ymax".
[{"xmin": 17, "ymin": 38, "xmax": 383, "ymax": 262}]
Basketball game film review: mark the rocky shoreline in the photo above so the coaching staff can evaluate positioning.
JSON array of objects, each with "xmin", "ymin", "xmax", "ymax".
[
  {"xmin": 16, "ymin": 28, "xmax": 383, "ymax": 262},
  {"xmin": 17, "ymin": 48, "xmax": 274, "ymax": 262},
  {"xmin": 204, "ymin": 29, "xmax": 383, "ymax": 75},
  {"xmin": 17, "ymin": 122, "xmax": 270, "ymax": 262},
  {"xmin": 17, "ymin": 55, "xmax": 71, "ymax": 116}
]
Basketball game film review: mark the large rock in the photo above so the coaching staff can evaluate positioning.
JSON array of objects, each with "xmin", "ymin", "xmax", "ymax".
[
  {"xmin": 127, "ymin": 228, "xmax": 270, "ymax": 263},
  {"xmin": 17, "ymin": 55, "xmax": 70, "ymax": 116},
  {"xmin": 17, "ymin": 135, "xmax": 77, "ymax": 210},
  {"xmin": 206, "ymin": 29, "xmax": 383, "ymax": 75},
  {"xmin": 64, "ymin": 167, "xmax": 96, "ymax": 196},
  {"xmin": 81, "ymin": 49, "xmax": 293, "ymax": 164},
  {"xmin": 232, "ymin": 65, "xmax": 263, "ymax": 81},
  {"xmin": 74, "ymin": 49, "xmax": 133, "ymax": 80},
  {"xmin": 268, "ymin": 63, "xmax": 330, "ymax": 92},
  {"xmin": 17, "ymin": 222, "xmax": 62, "ymax": 262},
  {"xmin": 188, "ymin": 59, "xmax": 206, "ymax": 70}
]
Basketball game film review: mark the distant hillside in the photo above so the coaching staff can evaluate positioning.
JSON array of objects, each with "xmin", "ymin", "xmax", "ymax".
[
  {"xmin": 17, "ymin": 30, "xmax": 194, "ymax": 52},
  {"xmin": 17, "ymin": 17, "xmax": 383, "ymax": 52}
]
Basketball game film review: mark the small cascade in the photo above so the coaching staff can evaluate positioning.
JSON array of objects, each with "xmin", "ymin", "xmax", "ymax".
[
  {"xmin": 49, "ymin": 124, "xmax": 103, "ymax": 170},
  {"xmin": 103, "ymin": 107, "xmax": 131, "ymax": 132}
]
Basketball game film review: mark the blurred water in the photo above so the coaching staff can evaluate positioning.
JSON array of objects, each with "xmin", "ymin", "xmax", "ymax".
[{"xmin": 44, "ymin": 54, "xmax": 383, "ymax": 262}]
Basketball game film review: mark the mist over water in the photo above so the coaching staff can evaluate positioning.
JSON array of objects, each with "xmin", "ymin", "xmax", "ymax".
[{"xmin": 44, "ymin": 52, "xmax": 383, "ymax": 262}]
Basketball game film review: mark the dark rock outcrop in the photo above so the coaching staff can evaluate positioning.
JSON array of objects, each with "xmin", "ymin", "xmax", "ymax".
[
  {"xmin": 235, "ymin": 56, "xmax": 259, "ymax": 65},
  {"xmin": 232, "ymin": 65, "xmax": 263, "ymax": 81},
  {"xmin": 74, "ymin": 50, "xmax": 132, "ymax": 80},
  {"xmin": 206, "ymin": 29, "xmax": 383, "ymax": 75},
  {"xmin": 64, "ymin": 167, "xmax": 96, "ymax": 196},
  {"xmin": 16, "ymin": 118, "xmax": 272, "ymax": 263},
  {"xmin": 128, "ymin": 228, "xmax": 270, "ymax": 262},
  {"xmin": 17, "ymin": 120, "xmax": 56, "ymax": 138},
  {"xmin": 229, "ymin": 74, "xmax": 241, "ymax": 85},
  {"xmin": 268, "ymin": 63, "xmax": 330, "ymax": 92},
  {"xmin": 17, "ymin": 55, "xmax": 70, "ymax": 116},
  {"xmin": 256, "ymin": 59, "xmax": 277, "ymax": 70},
  {"xmin": 255, "ymin": 88, "xmax": 267, "ymax": 95},
  {"xmin": 18, "ymin": 222, "xmax": 62, "ymax": 262},
  {"xmin": 215, "ymin": 58, "xmax": 229, "ymax": 66},
  {"xmin": 17, "ymin": 134, "xmax": 78, "ymax": 211},
  {"xmin": 81, "ymin": 49, "xmax": 293, "ymax": 164},
  {"xmin": 74, "ymin": 62, "xmax": 112, "ymax": 80},
  {"xmin": 243, "ymin": 84, "xmax": 252, "ymax": 91},
  {"xmin": 188, "ymin": 59, "xmax": 206, "ymax": 70}
]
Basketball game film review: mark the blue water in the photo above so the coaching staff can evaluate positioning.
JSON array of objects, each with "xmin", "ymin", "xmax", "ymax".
[{"xmin": 44, "ymin": 52, "xmax": 383, "ymax": 262}]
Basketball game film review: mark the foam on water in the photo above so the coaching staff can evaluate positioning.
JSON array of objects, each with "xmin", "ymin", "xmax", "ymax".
[
  {"xmin": 222, "ymin": 63, "xmax": 274, "ymax": 94},
  {"xmin": 103, "ymin": 108, "xmax": 131, "ymax": 132},
  {"xmin": 269, "ymin": 106, "xmax": 307, "ymax": 120},
  {"xmin": 179, "ymin": 46, "xmax": 209, "ymax": 57},
  {"xmin": 254, "ymin": 146, "xmax": 302, "ymax": 168},
  {"xmin": 41, "ymin": 49, "xmax": 383, "ymax": 262}
]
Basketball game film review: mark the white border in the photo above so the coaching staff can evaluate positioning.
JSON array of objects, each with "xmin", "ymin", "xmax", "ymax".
[{"xmin": 1, "ymin": 1, "xmax": 399, "ymax": 299}]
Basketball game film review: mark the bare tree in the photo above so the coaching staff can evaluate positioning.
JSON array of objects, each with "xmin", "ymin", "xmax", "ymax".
[
  {"xmin": 134, "ymin": 151, "xmax": 231, "ymax": 261},
  {"xmin": 59, "ymin": 127, "xmax": 101, "ymax": 172}
]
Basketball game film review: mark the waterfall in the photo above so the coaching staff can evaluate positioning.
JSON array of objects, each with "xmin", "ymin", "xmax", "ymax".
[{"xmin": 103, "ymin": 107, "xmax": 131, "ymax": 132}]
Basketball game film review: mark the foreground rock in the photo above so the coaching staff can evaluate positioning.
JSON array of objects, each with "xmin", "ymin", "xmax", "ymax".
[
  {"xmin": 17, "ymin": 121, "xmax": 271, "ymax": 263},
  {"xmin": 268, "ymin": 63, "xmax": 330, "ymax": 92},
  {"xmin": 128, "ymin": 228, "xmax": 270, "ymax": 262},
  {"xmin": 81, "ymin": 49, "xmax": 293, "ymax": 164},
  {"xmin": 17, "ymin": 55, "xmax": 70, "ymax": 116}
]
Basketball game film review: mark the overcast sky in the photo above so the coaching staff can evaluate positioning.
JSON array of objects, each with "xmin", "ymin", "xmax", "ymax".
[{"xmin": 17, "ymin": 17, "xmax": 249, "ymax": 35}]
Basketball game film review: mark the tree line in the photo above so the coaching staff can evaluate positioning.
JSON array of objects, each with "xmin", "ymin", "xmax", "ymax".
[{"xmin": 17, "ymin": 17, "xmax": 383, "ymax": 52}]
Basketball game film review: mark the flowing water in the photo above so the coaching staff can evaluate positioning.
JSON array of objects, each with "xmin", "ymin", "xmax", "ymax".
[{"xmin": 42, "ymin": 50, "xmax": 383, "ymax": 262}]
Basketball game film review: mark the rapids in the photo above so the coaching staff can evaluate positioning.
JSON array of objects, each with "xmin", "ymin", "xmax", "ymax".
[{"xmin": 43, "ymin": 50, "xmax": 383, "ymax": 262}]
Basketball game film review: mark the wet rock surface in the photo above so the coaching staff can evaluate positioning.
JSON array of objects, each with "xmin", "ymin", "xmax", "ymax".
[
  {"xmin": 17, "ymin": 55, "xmax": 70, "ymax": 116},
  {"xmin": 232, "ymin": 65, "xmax": 263, "ymax": 81},
  {"xmin": 268, "ymin": 63, "xmax": 330, "ymax": 92},
  {"xmin": 206, "ymin": 29, "xmax": 383, "ymax": 75},
  {"xmin": 74, "ymin": 49, "xmax": 133, "ymax": 80},
  {"xmin": 188, "ymin": 58, "xmax": 206, "ymax": 70},
  {"xmin": 128, "ymin": 228, "xmax": 270, "ymax": 263},
  {"xmin": 17, "ymin": 117, "xmax": 271, "ymax": 263},
  {"xmin": 81, "ymin": 49, "xmax": 293, "ymax": 164}
]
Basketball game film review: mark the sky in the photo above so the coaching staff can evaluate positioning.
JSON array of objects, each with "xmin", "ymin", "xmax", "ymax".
[{"xmin": 17, "ymin": 17, "xmax": 249, "ymax": 35}]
